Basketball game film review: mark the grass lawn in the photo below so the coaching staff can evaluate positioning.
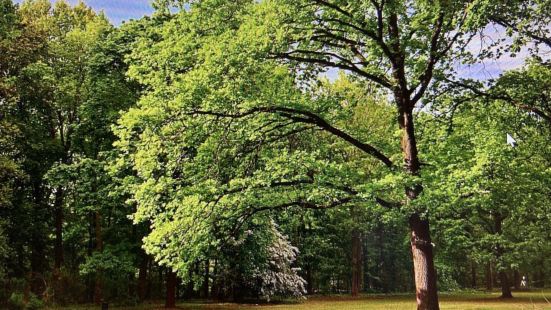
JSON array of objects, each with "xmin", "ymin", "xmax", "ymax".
[{"xmin": 46, "ymin": 290, "xmax": 551, "ymax": 310}]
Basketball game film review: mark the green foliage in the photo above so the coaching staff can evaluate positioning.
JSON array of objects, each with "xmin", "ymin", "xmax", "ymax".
[
  {"xmin": 420, "ymin": 84, "xmax": 551, "ymax": 287},
  {"xmin": 79, "ymin": 246, "xmax": 135, "ymax": 276},
  {"xmin": 1, "ymin": 0, "xmax": 551, "ymax": 307},
  {"xmin": 8, "ymin": 292, "xmax": 43, "ymax": 310}
]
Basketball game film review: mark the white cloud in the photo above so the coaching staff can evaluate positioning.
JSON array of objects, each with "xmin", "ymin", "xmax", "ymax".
[{"xmin": 456, "ymin": 24, "xmax": 551, "ymax": 80}]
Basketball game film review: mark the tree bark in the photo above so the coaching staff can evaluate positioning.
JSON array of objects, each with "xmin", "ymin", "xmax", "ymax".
[
  {"xmin": 537, "ymin": 261, "xmax": 545, "ymax": 288},
  {"xmin": 30, "ymin": 187, "xmax": 47, "ymax": 296},
  {"xmin": 93, "ymin": 212, "xmax": 103, "ymax": 304},
  {"xmin": 211, "ymin": 259, "xmax": 219, "ymax": 300},
  {"xmin": 351, "ymin": 228, "xmax": 362, "ymax": 297},
  {"xmin": 138, "ymin": 253, "xmax": 149, "ymax": 301},
  {"xmin": 399, "ymin": 107, "xmax": 439, "ymax": 310},
  {"xmin": 513, "ymin": 270, "xmax": 520, "ymax": 290},
  {"xmin": 305, "ymin": 264, "xmax": 313, "ymax": 294},
  {"xmin": 53, "ymin": 187, "xmax": 64, "ymax": 270},
  {"xmin": 203, "ymin": 260, "xmax": 210, "ymax": 299},
  {"xmin": 377, "ymin": 224, "xmax": 388, "ymax": 293},
  {"xmin": 493, "ymin": 212, "xmax": 512, "ymax": 299},
  {"xmin": 499, "ymin": 271, "xmax": 513, "ymax": 298},
  {"xmin": 486, "ymin": 262, "xmax": 493, "ymax": 291},
  {"xmin": 409, "ymin": 214, "xmax": 439, "ymax": 310},
  {"xmin": 471, "ymin": 262, "xmax": 477, "ymax": 289},
  {"xmin": 87, "ymin": 213, "xmax": 95, "ymax": 302},
  {"xmin": 165, "ymin": 270, "xmax": 177, "ymax": 308}
]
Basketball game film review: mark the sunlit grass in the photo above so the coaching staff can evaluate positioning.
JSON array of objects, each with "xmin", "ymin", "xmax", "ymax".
[{"xmin": 46, "ymin": 290, "xmax": 551, "ymax": 310}]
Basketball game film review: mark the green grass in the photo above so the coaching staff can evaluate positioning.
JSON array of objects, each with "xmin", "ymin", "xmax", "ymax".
[{"xmin": 46, "ymin": 290, "xmax": 551, "ymax": 310}]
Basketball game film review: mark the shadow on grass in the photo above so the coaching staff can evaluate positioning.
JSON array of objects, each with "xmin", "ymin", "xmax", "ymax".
[{"xmin": 46, "ymin": 290, "xmax": 551, "ymax": 310}]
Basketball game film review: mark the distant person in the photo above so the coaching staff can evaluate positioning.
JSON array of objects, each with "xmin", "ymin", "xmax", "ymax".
[{"xmin": 520, "ymin": 275, "xmax": 527, "ymax": 288}]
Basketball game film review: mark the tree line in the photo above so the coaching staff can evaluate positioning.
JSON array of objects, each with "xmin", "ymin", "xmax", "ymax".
[{"xmin": 0, "ymin": 1, "xmax": 550, "ymax": 310}]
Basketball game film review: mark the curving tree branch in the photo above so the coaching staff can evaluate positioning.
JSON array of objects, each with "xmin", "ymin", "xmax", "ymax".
[{"xmin": 187, "ymin": 106, "xmax": 394, "ymax": 167}]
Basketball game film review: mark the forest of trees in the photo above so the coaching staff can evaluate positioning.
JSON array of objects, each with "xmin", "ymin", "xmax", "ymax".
[{"xmin": 0, "ymin": 0, "xmax": 550, "ymax": 310}]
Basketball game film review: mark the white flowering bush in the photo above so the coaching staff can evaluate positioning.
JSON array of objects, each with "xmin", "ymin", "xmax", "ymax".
[{"xmin": 255, "ymin": 222, "xmax": 306, "ymax": 301}]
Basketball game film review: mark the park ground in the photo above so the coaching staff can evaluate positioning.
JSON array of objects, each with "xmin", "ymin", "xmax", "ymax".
[{"xmin": 46, "ymin": 290, "xmax": 551, "ymax": 310}]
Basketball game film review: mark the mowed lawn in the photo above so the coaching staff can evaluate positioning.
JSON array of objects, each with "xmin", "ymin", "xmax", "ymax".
[{"xmin": 45, "ymin": 290, "xmax": 551, "ymax": 310}]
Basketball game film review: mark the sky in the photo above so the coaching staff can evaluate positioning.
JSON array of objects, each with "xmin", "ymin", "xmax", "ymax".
[
  {"xmin": 13, "ymin": 0, "xmax": 549, "ymax": 80},
  {"xmin": 14, "ymin": 0, "xmax": 155, "ymax": 25}
]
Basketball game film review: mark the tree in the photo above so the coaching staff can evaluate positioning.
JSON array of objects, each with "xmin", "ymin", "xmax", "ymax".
[
  {"xmin": 444, "ymin": 60, "xmax": 551, "ymax": 129},
  {"xmin": 420, "ymin": 92, "xmax": 551, "ymax": 298},
  {"xmin": 486, "ymin": 0, "xmax": 551, "ymax": 49},
  {"xmin": 0, "ymin": 0, "xmax": 56, "ymax": 298},
  {"xmin": 41, "ymin": 13, "xmax": 140, "ymax": 303},
  {"xmin": 3, "ymin": 0, "xmax": 550, "ymax": 308},
  {"xmin": 117, "ymin": 1, "xmax": 507, "ymax": 308},
  {"xmin": 116, "ymin": 0, "xmax": 391, "ymax": 295},
  {"xmin": 1, "ymin": 0, "xmax": 142, "ymax": 304}
]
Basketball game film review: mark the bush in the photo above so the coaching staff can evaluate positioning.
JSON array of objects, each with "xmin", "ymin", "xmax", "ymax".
[{"xmin": 7, "ymin": 292, "xmax": 43, "ymax": 310}]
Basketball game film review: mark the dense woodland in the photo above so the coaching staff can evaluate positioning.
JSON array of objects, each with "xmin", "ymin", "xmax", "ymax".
[{"xmin": 0, "ymin": 0, "xmax": 550, "ymax": 309}]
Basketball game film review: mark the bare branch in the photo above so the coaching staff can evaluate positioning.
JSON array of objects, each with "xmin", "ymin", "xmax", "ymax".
[{"xmin": 275, "ymin": 51, "xmax": 393, "ymax": 89}]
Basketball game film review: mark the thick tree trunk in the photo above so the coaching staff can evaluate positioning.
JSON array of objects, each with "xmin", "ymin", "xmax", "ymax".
[
  {"xmin": 165, "ymin": 270, "xmax": 177, "ymax": 308},
  {"xmin": 399, "ymin": 107, "xmax": 439, "ymax": 310},
  {"xmin": 409, "ymin": 214, "xmax": 439, "ymax": 310},
  {"xmin": 499, "ymin": 271, "xmax": 513, "ymax": 298},
  {"xmin": 351, "ymin": 228, "xmax": 362, "ymax": 297}
]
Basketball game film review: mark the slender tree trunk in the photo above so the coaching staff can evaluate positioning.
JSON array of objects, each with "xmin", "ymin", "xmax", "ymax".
[
  {"xmin": 493, "ymin": 212, "xmax": 512, "ymax": 299},
  {"xmin": 138, "ymin": 253, "xmax": 148, "ymax": 301},
  {"xmin": 377, "ymin": 224, "xmax": 388, "ymax": 293},
  {"xmin": 30, "ymin": 183, "xmax": 47, "ymax": 296},
  {"xmin": 211, "ymin": 259, "xmax": 218, "ymax": 299},
  {"xmin": 185, "ymin": 267, "xmax": 195, "ymax": 299},
  {"xmin": 30, "ymin": 228, "xmax": 47, "ymax": 296},
  {"xmin": 398, "ymin": 106, "xmax": 439, "ymax": 310},
  {"xmin": 351, "ymin": 228, "xmax": 362, "ymax": 297},
  {"xmin": 513, "ymin": 270, "xmax": 520, "ymax": 290},
  {"xmin": 87, "ymin": 213, "xmax": 95, "ymax": 302},
  {"xmin": 499, "ymin": 271, "xmax": 513, "ymax": 298},
  {"xmin": 93, "ymin": 212, "xmax": 103, "ymax": 304},
  {"xmin": 203, "ymin": 260, "xmax": 209, "ymax": 299},
  {"xmin": 471, "ymin": 262, "xmax": 477, "ymax": 289},
  {"xmin": 486, "ymin": 262, "xmax": 493, "ymax": 291},
  {"xmin": 53, "ymin": 187, "xmax": 64, "ymax": 270},
  {"xmin": 362, "ymin": 236, "xmax": 368, "ymax": 291},
  {"xmin": 305, "ymin": 264, "xmax": 313, "ymax": 294},
  {"xmin": 51, "ymin": 187, "xmax": 65, "ymax": 303},
  {"xmin": 165, "ymin": 270, "xmax": 177, "ymax": 308},
  {"xmin": 537, "ymin": 261, "xmax": 545, "ymax": 288}
]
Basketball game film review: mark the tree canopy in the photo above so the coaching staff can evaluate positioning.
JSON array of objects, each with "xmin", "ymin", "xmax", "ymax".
[{"xmin": 0, "ymin": 1, "xmax": 549, "ymax": 310}]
